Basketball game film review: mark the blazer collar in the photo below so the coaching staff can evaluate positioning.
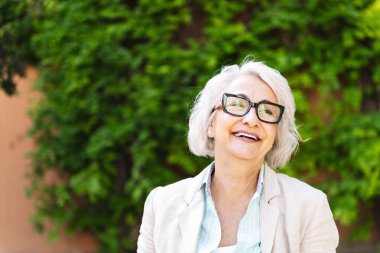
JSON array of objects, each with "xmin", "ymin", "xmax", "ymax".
[
  {"xmin": 260, "ymin": 164, "xmax": 281, "ymax": 253},
  {"xmin": 178, "ymin": 163, "xmax": 211, "ymax": 253},
  {"xmin": 262, "ymin": 164, "xmax": 281, "ymax": 202},
  {"xmin": 179, "ymin": 162, "xmax": 213, "ymax": 205}
]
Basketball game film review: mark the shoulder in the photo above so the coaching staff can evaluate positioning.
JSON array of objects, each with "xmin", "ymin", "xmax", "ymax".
[
  {"xmin": 276, "ymin": 172, "xmax": 326, "ymax": 200},
  {"xmin": 273, "ymin": 173, "xmax": 339, "ymax": 251},
  {"xmin": 151, "ymin": 176, "xmax": 196, "ymax": 203},
  {"xmin": 270, "ymin": 170, "xmax": 333, "ymax": 228},
  {"xmin": 146, "ymin": 165, "xmax": 209, "ymax": 208},
  {"xmin": 268, "ymin": 170, "xmax": 337, "ymax": 228},
  {"xmin": 264, "ymin": 167, "xmax": 329, "ymax": 214}
]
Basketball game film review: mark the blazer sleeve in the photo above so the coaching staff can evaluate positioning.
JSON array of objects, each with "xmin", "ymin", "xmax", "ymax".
[
  {"xmin": 300, "ymin": 193, "xmax": 339, "ymax": 253},
  {"xmin": 137, "ymin": 187, "xmax": 160, "ymax": 253}
]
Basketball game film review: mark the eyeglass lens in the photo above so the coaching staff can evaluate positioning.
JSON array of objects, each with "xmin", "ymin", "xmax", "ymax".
[{"xmin": 224, "ymin": 96, "xmax": 282, "ymax": 123}]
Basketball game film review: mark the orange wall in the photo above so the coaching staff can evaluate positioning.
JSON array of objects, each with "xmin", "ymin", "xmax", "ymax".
[{"xmin": 0, "ymin": 68, "xmax": 98, "ymax": 253}]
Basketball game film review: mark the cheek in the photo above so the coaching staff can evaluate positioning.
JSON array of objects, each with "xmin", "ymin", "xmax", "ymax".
[
  {"xmin": 212, "ymin": 113, "xmax": 231, "ymax": 132},
  {"xmin": 212, "ymin": 119, "xmax": 239, "ymax": 144},
  {"xmin": 266, "ymin": 126, "xmax": 278, "ymax": 145}
]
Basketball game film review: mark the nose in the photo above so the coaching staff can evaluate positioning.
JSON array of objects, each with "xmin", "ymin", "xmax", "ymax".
[{"xmin": 241, "ymin": 107, "xmax": 260, "ymax": 127}]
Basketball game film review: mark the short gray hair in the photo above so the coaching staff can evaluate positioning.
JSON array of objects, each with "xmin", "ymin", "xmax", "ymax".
[{"xmin": 187, "ymin": 60, "xmax": 302, "ymax": 169}]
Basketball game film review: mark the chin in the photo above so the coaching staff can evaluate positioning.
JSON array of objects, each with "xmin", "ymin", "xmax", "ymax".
[
  {"xmin": 236, "ymin": 155, "xmax": 261, "ymax": 161},
  {"xmin": 228, "ymin": 148, "xmax": 262, "ymax": 161}
]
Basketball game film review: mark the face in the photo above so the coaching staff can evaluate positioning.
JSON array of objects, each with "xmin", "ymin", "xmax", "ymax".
[{"xmin": 208, "ymin": 74, "xmax": 279, "ymax": 163}]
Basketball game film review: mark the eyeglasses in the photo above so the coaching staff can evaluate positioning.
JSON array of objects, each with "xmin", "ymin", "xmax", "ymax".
[{"xmin": 217, "ymin": 93, "xmax": 285, "ymax": 124}]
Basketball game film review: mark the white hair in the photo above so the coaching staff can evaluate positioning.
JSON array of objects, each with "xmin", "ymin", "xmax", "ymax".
[{"xmin": 187, "ymin": 59, "xmax": 302, "ymax": 169}]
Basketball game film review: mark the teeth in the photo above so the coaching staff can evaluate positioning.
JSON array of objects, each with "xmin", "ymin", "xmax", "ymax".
[{"xmin": 234, "ymin": 132, "xmax": 258, "ymax": 140}]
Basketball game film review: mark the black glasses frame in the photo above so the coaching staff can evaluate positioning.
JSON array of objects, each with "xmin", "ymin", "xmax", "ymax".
[{"xmin": 221, "ymin": 93, "xmax": 285, "ymax": 124}]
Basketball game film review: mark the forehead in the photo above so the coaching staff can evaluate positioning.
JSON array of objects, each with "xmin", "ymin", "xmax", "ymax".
[{"xmin": 225, "ymin": 74, "xmax": 278, "ymax": 103}]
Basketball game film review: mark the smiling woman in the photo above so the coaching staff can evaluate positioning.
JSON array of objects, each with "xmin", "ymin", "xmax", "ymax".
[
  {"xmin": 208, "ymin": 74, "xmax": 280, "ymax": 165},
  {"xmin": 137, "ymin": 59, "xmax": 339, "ymax": 253}
]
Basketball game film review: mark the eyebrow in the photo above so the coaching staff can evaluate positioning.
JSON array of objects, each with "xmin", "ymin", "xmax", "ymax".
[
  {"xmin": 235, "ymin": 93, "xmax": 248, "ymax": 98},
  {"xmin": 233, "ymin": 93, "xmax": 276, "ymax": 104}
]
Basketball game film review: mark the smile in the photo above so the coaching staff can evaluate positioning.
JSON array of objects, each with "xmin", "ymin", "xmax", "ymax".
[{"xmin": 232, "ymin": 131, "xmax": 261, "ymax": 141}]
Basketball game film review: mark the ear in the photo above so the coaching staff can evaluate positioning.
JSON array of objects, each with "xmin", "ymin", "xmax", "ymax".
[{"xmin": 207, "ymin": 118, "xmax": 215, "ymax": 138}]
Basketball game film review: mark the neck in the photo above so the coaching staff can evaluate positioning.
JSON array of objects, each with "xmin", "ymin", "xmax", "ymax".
[{"xmin": 211, "ymin": 156, "xmax": 263, "ymax": 204}]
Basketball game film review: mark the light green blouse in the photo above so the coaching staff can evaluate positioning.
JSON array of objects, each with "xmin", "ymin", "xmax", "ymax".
[{"xmin": 197, "ymin": 163, "xmax": 264, "ymax": 253}]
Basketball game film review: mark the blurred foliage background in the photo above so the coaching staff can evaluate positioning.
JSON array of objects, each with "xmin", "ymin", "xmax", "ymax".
[{"xmin": 1, "ymin": 0, "xmax": 380, "ymax": 252}]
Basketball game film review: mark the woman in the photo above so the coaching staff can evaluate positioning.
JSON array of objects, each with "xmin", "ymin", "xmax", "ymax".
[{"xmin": 137, "ymin": 60, "xmax": 339, "ymax": 253}]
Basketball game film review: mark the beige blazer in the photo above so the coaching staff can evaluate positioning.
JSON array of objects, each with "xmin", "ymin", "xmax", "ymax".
[{"xmin": 137, "ymin": 163, "xmax": 339, "ymax": 253}]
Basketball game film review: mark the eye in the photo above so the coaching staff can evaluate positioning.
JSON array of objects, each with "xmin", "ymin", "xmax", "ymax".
[
  {"xmin": 264, "ymin": 108, "xmax": 274, "ymax": 115},
  {"xmin": 258, "ymin": 104, "xmax": 278, "ymax": 117},
  {"xmin": 227, "ymin": 99, "xmax": 245, "ymax": 108},
  {"xmin": 258, "ymin": 108, "xmax": 273, "ymax": 115}
]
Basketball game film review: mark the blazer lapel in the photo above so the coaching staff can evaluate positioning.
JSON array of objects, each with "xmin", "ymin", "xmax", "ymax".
[
  {"xmin": 178, "ymin": 166, "xmax": 209, "ymax": 253},
  {"xmin": 178, "ymin": 190, "xmax": 204, "ymax": 253},
  {"xmin": 260, "ymin": 165, "xmax": 281, "ymax": 253}
]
